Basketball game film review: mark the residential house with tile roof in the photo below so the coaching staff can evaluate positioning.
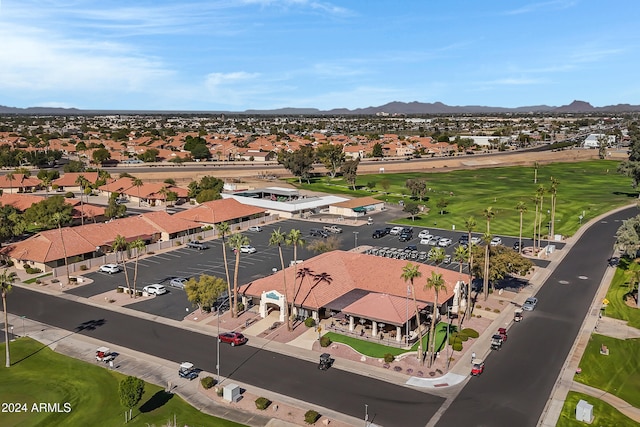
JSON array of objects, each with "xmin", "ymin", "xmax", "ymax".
[
  {"xmin": 239, "ymin": 250, "xmax": 463, "ymax": 343},
  {"xmin": 173, "ymin": 198, "xmax": 267, "ymax": 226},
  {"xmin": 0, "ymin": 173, "xmax": 42, "ymax": 194},
  {"xmin": 52, "ymin": 172, "xmax": 100, "ymax": 191}
]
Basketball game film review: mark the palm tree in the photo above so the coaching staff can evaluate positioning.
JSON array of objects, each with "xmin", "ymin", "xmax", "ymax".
[
  {"xmin": 269, "ymin": 228, "xmax": 290, "ymax": 330},
  {"xmin": 401, "ymin": 262, "xmax": 424, "ymax": 365},
  {"xmin": 41, "ymin": 174, "xmax": 52, "ymax": 197},
  {"xmin": 158, "ymin": 186, "xmax": 170, "ymax": 211},
  {"xmin": 132, "ymin": 178, "xmax": 143, "ymax": 207},
  {"xmin": 1, "ymin": 268, "xmax": 17, "ymax": 367},
  {"xmin": 287, "ymin": 229, "xmax": 305, "ymax": 318},
  {"xmin": 453, "ymin": 244, "xmax": 468, "ymax": 330},
  {"xmin": 482, "ymin": 232, "xmax": 492, "ymax": 301},
  {"xmin": 532, "ymin": 193, "xmax": 541, "ymax": 253},
  {"xmin": 5, "ymin": 172, "xmax": 15, "ymax": 194},
  {"xmin": 483, "ymin": 206, "xmax": 495, "ymax": 235},
  {"xmin": 549, "ymin": 177, "xmax": 559, "ymax": 238},
  {"xmin": 228, "ymin": 233, "xmax": 249, "ymax": 318},
  {"xmin": 424, "ymin": 271, "xmax": 446, "ymax": 367},
  {"xmin": 112, "ymin": 235, "xmax": 132, "ymax": 296},
  {"xmin": 129, "ymin": 238, "xmax": 145, "ymax": 299},
  {"xmin": 515, "ymin": 201, "xmax": 527, "ymax": 254},
  {"xmin": 75, "ymin": 175, "xmax": 89, "ymax": 226},
  {"xmin": 536, "ymin": 185, "xmax": 546, "ymax": 250},
  {"xmin": 533, "ymin": 161, "xmax": 539, "ymax": 184},
  {"xmin": 428, "ymin": 247, "xmax": 445, "ymax": 267},
  {"xmin": 50, "ymin": 211, "xmax": 71, "ymax": 286},
  {"xmin": 215, "ymin": 222, "xmax": 233, "ymax": 314},
  {"xmin": 464, "ymin": 216, "xmax": 476, "ymax": 322}
]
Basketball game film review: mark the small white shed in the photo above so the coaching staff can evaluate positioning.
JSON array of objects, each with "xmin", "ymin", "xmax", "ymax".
[{"xmin": 575, "ymin": 399, "xmax": 594, "ymax": 423}]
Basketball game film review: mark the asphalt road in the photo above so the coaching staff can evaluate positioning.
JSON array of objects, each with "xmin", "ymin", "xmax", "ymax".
[
  {"xmin": 434, "ymin": 206, "xmax": 635, "ymax": 427},
  {"xmin": 8, "ymin": 286, "xmax": 444, "ymax": 427}
]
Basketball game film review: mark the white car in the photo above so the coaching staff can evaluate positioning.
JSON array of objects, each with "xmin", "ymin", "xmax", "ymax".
[
  {"xmin": 419, "ymin": 235, "xmax": 434, "ymax": 245},
  {"xmin": 490, "ymin": 237, "xmax": 502, "ymax": 246},
  {"xmin": 470, "ymin": 236, "xmax": 482, "ymax": 245},
  {"xmin": 418, "ymin": 230, "xmax": 431, "ymax": 239},
  {"xmin": 143, "ymin": 284, "xmax": 167, "ymax": 295},
  {"xmin": 239, "ymin": 245, "xmax": 257, "ymax": 254},
  {"xmin": 438, "ymin": 238, "xmax": 453, "ymax": 247},
  {"xmin": 389, "ymin": 226, "xmax": 404, "ymax": 235},
  {"xmin": 248, "ymin": 226, "xmax": 263, "ymax": 232},
  {"xmin": 522, "ymin": 297, "xmax": 538, "ymax": 311},
  {"xmin": 99, "ymin": 264, "xmax": 120, "ymax": 274}
]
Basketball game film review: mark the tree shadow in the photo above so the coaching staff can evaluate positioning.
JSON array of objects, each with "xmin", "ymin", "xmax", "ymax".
[
  {"xmin": 612, "ymin": 191, "xmax": 639, "ymax": 198},
  {"xmin": 139, "ymin": 390, "xmax": 174, "ymax": 413}
]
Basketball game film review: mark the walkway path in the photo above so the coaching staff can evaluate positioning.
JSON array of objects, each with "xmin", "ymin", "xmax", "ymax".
[{"xmin": 570, "ymin": 381, "xmax": 640, "ymax": 423}]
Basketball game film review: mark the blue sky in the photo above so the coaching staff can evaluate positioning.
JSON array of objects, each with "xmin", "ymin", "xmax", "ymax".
[{"xmin": 0, "ymin": 0, "xmax": 638, "ymax": 111}]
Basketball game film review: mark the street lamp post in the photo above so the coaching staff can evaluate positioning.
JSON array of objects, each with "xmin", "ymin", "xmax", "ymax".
[
  {"xmin": 353, "ymin": 231, "xmax": 359, "ymax": 249},
  {"xmin": 216, "ymin": 310, "xmax": 221, "ymax": 384},
  {"xmin": 21, "ymin": 316, "xmax": 26, "ymax": 337},
  {"xmin": 364, "ymin": 404, "xmax": 369, "ymax": 427}
]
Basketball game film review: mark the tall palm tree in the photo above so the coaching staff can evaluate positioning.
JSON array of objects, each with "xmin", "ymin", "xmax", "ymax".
[
  {"xmin": 533, "ymin": 161, "xmax": 539, "ymax": 184},
  {"xmin": 536, "ymin": 185, "xmax": 546, "ymax": 250},
  {"xmin": 428, "ymin": 247, "xmax": 446, "ymax": 268},
  {"xmin": 75, "ymin": 175, "xmax": 89, "ymax": 226},
  {"xmin": 215, "ymin": 222, "xmax": 233, "ymax": 314},
  {"xmin": 482, "ymin": 232, "xmax": 492, "ymax": 301},
  {"xmin": 424, "ymin": 271, "xmax": 446, "ymax": 367},
  {"xmin": 269, "ymin": 228, "xmax": 290, "ymax": 330},
  {"xmin": 129, "ymin": 238, "xmax": 145, "ymax": 299},
  {"xmin": 41, "ymin": 174, "xmax": 52, "ymax": 197},
  {"xmin": 50, "ymin": 211, "xmax": 71, "ymax": 286},
  {"xmin": 483, "ymin": 206, "xmax": 495, "ymax": 235},
  {"xmin": 464, "ymin": 216, "xmax": 476, "ymax": 322},
  {"xmin": 549, "ymin": 177, "xmax": 559, "ymax": 238},
  {"xmin": 112, "ymin": 235, "xmax": 132, "ymax": 296},
  {"xmin": 1, "ymin": 268, "xmax": 17, "ymax": 367},
  {"xmin": 158, "ymin": 186, "xmax": 170, "ymax": 211},
  {"xmin": 401, "ymin": 263, "xmax": 424, "ymax": 365},
  {"xmin": 452, "ymin": 244, "xmax": 468, "ymax": 330},
  {"xmin": 286, "ymin": 229, "xmax": 305, "ymax": 311},
  {"xmin": 515, "ymin": 201, "xmax": 527, "ymax": 254},
  {"xmin": 5, "ymin": 172, "xmax": 15, "ymax": 194},
  {"xmin": 132, "ymin": 178, "xmax": 143, "ymax": 207},
  {"xmin": 228, "ymin": 233, "xmax": 249, "ymax": 318},
  {"xmin": 532, "ymin": 194, "xmax": 541, "ymax": 253}
]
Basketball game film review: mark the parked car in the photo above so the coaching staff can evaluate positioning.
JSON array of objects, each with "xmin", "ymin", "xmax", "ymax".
[
  {"xmin": 470, "ymin": 236, "xmax": 482, "ymax": 245},
  {"xmin": 372, "ymin": 229, "xmax": 386, "ymax": 239},
  {"xmin": 143, "ymin": 284, "xmax": 167, "ymax": 295},
  {"xmin": 438, "ymin": 237, "xmax": 453, "ymax": 247},
  {"xmin": 218, "ymin": 332, "xmax": 247, "ymax": 346},
  {"xmin": 239, "ymin": 245, "xmax": 257, "ymax": 254},
  {"xmin": 490, "ymin": 237, "xmax": 502, "ymax": 246},
  {"xmin": 420, "ymin": 235, "xmax": 434, "ymax": 245},
  {"xmin": 178, "ymin": 362, "xmax": 199, "ymax": 380},
  {"xmin": 186, "ymin": 241, "xmax": 208, "ymax": 250},
  {"xmin": 323, "ymin": 225, "xmax": 343, "ymax": 233},
  {"xmin": 458, "ymin": 235, "xmax": 469, "ymax": 245},
  {"xmin": 389, "ymin": 226, "xmax": 404, "ymax": 235},
  {"xmin": 309, "ymin": 228, "xmax": 329, "ymax": 238},
  {"xmin": 418, "ymin": 230, "xmax": 431, "ymax": 239},
  {"xmin": 399, "ymin": 231, "xmax": 413, "ymax": 242},
  {"xmin": 522, "ymin": 297, "xmax": 538, "ymax": 311},
  {"xmin": 490, "ymin": 334, "xmax": 503, "ymax": 350},
  {"xmin": 471, "ymin": 359, "xmax": 485, "ymax": 376},
  {"xmin": 99, "ymin": 264, "xmax": 120, "ymax": 274},
  {"xmin": 429, "ymin": 236, "xmax": 442, "ymax": 246},
  {"xmin": 443, "ymin": 254, "xmax": 452, "ymax": 264},
  {"xmin": 513, "ymin": 241, "xmax": 521, "ymax": 251},
  {"xmin": 405, "ymin": 245, "xmax": 418, "ymax": 252},
  {"xmin": 248, "ymin": 226, "xmax": 263, "ymax": 232},
  {"xmin": 170, "ymin": 277, "xmax": 188, "ymax": 289}
]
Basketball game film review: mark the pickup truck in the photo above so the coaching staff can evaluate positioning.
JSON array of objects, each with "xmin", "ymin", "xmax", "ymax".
[{"xmin": 323, "ymin": 225, "xmax": 343, "ymax": 233}]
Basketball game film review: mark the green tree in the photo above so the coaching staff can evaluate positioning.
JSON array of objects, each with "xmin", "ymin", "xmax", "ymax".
[
  {"xmin": 119, "ymin": 376, "xmax": 144, "ymax": 423},
  {"xmin": 424, "ymin": 271, "xmax": 446, "ymax": 367},
  {"xmin": 132, "ymin": 178, "xmax": 143, "ymax": 207},
  {"xmin": 615, "ymin": 215, "xmax": 640, "ymax": 258},
  {"xmin": 340, "ymin": 158, "xmax": 360, "ymax": 190},
  {"xmin": 453, "ymin": 244, "xmax": 469, "ymax": 330},
  {"xmin": 406, "ymin": 178, "xmax": 427, "ymax": 201},
  {"xmin": 91, "ymin": 148, "xmax": 111, "ymax": 165},
  {"xmin": 5, "ymin": 171, "xmax": 14, "ymax": 194},
  {"xmin": 535, "ymin": 185, "xmax": 546, "ymax": 251},
  {"xmin": 0, "ymin": 205, "xmax": 25, "ymax": 244},
  {"xmin": 316, "ymin": 143, "xmax": 344, "ymax": 178},
  {"xmin": 50, "ymin": 211, "xmax": 72, "ymax": 286},
  {"xmin": 269, "ymin": 229, "xmax": 291, "ymax": 330},
  {"xmin": 185, "ymin": 275, "xmax": 228, "ymax": 311},
  {"xmin": 278, "ymin": 146, "xmax": 315, "ymax": 184},
  {"xmin": 113, "ymin": 235, "xmax": 132, "ymax": 296},
  {"xmin": 307, "ymin": 235, "xmax": 341, "ymax": 253},
  {"xmin": 195, "ymin": 189, "xmax": 221, "ymax": 204},
  {"xmin": 549, "ymin": 177, "xmax": 559, "ymax": 238},
  {"xmin": 287, "ymin": 228, "xmax": 305, "ymax": 326},
  {"xmin": 403, "ymin": 200, "xmax": 421, "ymax": 221},
  {"xmin": 372, "ymin": 142, "xmax": 383, "ymax": 158},
  {"xmin": 1, "ymin": 269, "xmax": 17, "ymax": 367},
  {"xmin": 401, "ymin": 263, "xmax": 424, "ymax": 365},
  {"xmin": 436, "ymin": 198, "xmax": 448, "ymax": 215},
  {"xmin": 139, "ymin": 148, "xmax": 159, "ymax": 163},
  {"xmin": 515, "ymin": 201, "xmax": 527, "ymax": 254},
  {"xmin": 75, "ymin": 175, "xmax": 89, "ymax": 226},
  {"xmin": 215, "ymin": 222, "xmax": 233, "ymax": 316},
  {"xmin": 471, "ymin": 244, "xmax": 534, "ymax": 296},
  {"xmin": 228, "ymin": 233, "xmax": 249, "ymax": 318}
]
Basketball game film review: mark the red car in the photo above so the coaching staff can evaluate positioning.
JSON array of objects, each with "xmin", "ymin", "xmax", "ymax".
[{"xmin": 218, "ymin": 332, "xmax": 247, "ymax": 346}]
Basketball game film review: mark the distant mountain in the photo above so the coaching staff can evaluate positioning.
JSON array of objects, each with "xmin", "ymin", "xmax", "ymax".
[{"xmin": 1, "ymin": 100, "xmax": 640, "ymax": 115}]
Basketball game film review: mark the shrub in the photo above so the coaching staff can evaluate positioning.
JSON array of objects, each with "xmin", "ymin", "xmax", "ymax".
[
  {"xmin": 452, "ymin": 340, "xmax": 463, "ymax": 351},
  {"xmin": 116, "ymin": 287, "xmax": 124, "ymax": 293},
  {"xmin": 461, "ymin": 328, "xmax": 479, "ymax": 338},
  {"xmin": 304, "ymin": 317, "xmax": 316, "ymax": 328},
  {"xmin": 174, "ymin": 241, "xmax": 182, "ymax": 246},
  {"xmin": 200, "ymin": 376, "xmax": 215, "ymax": 390},
  {"xmin": 79, "ymin": 265, "xmax": 88, "ymax": 271},
  {"xmin": 485, "ymin": 307, "xmax": 492, "ymax": 311},
  {"xmin": 255, "ymin": 397, "xmax": 271, "ymax": 410},
  {"xmin": 216, "ymin": 387, "xmax": 223, "ymax": 397},
  {"xmin": 236, "ymin": 302, "xmax": 245, "ymax": 312},
  {"xmin": 196, "ymin": 235, "xmax": 203, "ymax": 240},
  {"xmin": 25, "ymin": 266, "xmax": 42, "ymax": 274},
  {"xmin": 476, "ymin": 304, "xmax": 482, "ymax": 309},
  {"xmin": 64, "ymin": 191, "xmax": 75, "ymax": 198},
  {"xmin": 493, "ymin": 308, "xmax": 500, "ymax": 313},
  {"xmin": 135, "ymin": 290, "xmax": 143, "ymax": 297},
  {"xmin": 383, "ymin": 353, "xmax": 395, "ymax": 363},
  {"xmin": 319, "ymin": 336, "xmax": 332, "ymax": 347},
  {"xmin": 304, "ymin": 410, "xmax": 320, "ymax": 424},
  {"xmin": 5, "ymin": 260, "xmax": 14, "ymax": 267}
]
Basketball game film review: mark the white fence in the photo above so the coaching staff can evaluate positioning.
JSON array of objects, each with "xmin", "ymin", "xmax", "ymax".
[{"xmin": 51, "ymin": 214, "xmax": 279, "ymax": 278}]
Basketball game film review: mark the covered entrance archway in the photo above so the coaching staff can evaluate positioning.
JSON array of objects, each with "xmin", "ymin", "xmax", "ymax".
[{"xmin": 259, "ymin": 290, "xmax": 286, "ymax": 322}]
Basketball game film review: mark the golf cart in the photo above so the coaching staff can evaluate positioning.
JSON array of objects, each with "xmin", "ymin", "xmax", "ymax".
[
  {"xmin": 490, "ymin": 334, "xmax": 503, "ymax": 350},
  {"xmin": 95, "ymin": 346, "xmax": 115, "ymax": 362},
  {"xmin": 471, "ymin": 359, "xmax": 485, "ymax": 376},
  {"xmin": 497, "ymin": 327, "xmax": 508, "ymax": 342},
  {"xmin": 514, "ymin": 308, "xmax": 523, "ymax": 322},
  {"xmin": 318, "ymin": 353, "xmax": 335, "ymax": 370},
  {"xmin": 178, "ymin": 362, "xmax": 199, "ymax": 380}
]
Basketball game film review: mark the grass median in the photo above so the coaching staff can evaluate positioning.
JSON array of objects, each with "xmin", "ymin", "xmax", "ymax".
[
  {"xmin": 556, "ymin": 391, "xmax": 639, "ymax": 427},
  {"xmin": 1, "ymin": 338, "xmax": 245, "ymax": 427}
]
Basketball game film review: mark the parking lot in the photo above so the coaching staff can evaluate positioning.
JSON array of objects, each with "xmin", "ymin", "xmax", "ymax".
[{"xmin": 68, "ymin": 218, "xmax": 557, "ymax": 320}]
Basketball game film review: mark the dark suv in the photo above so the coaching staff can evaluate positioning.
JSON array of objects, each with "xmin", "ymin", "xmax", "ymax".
[
  {"xmin": 372, "ymin": 229, "xmax": 386, "ymax": 239},
  {"xmin": 399, "ymin": 231, "xmax": 413, "ymax": 242},
  {"xmin": 309, "ymin": 228, "xmax": 328, "ymax": 238}
]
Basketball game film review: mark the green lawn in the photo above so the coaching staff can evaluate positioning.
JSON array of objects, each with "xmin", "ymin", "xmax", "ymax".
[
  {"xmin": 574, "ymin": 334, "xmax": 640, "ymax": 408},
  {"xmin": 556, "ymin": 391, "xmax": 639, "ymax": 427},
  {"xmin": 604, "ymin": 258, "xmax": 640, "ymax": 328},
  {"xmin": 324, "ymin": 321, "xmax": 452, "ymax": 359},
  {"xmin": 1, "ymin": 338, "xmax": 245, "ymax": 427},
  {"xmin": 291, "ymin": 160, "xmax": 634, "ymax": 237}
]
